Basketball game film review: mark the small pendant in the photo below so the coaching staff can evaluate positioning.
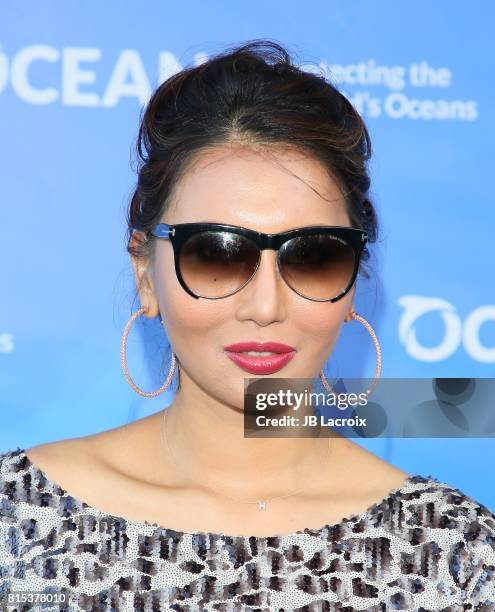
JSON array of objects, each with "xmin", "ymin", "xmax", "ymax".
[{"xmin": 258, "ymin": 500, "xmax": 267, "ymax": 511}]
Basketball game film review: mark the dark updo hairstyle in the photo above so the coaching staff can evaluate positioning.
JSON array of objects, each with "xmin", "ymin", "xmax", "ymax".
[{"xmin": 126, "ymin": 39, "xmax": 379, "ymax": 391}]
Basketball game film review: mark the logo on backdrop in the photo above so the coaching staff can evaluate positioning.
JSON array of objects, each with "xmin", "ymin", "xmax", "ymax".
[
  {"xmin": 398, "ymin": 296, "xmax": 495, "ymax": 363},
  {"xmin": 0, "ymin": 45, "xmax": 478, "ymax": 120}
]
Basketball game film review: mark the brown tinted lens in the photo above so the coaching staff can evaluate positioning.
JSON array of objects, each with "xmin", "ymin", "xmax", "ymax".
[
  {"xmin": 179, "ymin": 231, "xmax": 259, "ymax": 298},
  {"xmin": 279, "ymin": 234, "xmax": 356, "ymax": 300}
]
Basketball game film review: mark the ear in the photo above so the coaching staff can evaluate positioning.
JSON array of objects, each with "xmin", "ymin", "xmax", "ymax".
[
  {"xmin": 345, "ymin": 284, "xmax": 357, "ymax": 318},
  {"xmin": 129, "ymin": 231, "xmax": 160, "ymax": 319}
]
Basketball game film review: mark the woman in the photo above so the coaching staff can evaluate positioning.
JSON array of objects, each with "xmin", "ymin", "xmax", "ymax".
[{"xmin": 1, "ymin": 40, "xmax": 494, "ymax": 611}]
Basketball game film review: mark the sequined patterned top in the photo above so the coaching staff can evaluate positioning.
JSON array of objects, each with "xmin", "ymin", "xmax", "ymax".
[{"xmin": 1, "ymin": 448, "xmax": 495, "ymax": 611}]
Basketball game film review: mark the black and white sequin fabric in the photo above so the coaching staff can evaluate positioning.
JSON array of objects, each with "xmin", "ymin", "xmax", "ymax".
[{"xmin": 1, "ymin": 447, "xmax": 494, "ymax": 611}]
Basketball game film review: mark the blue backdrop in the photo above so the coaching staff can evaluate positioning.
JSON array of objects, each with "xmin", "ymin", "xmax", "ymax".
[{"xmin": 1, "ymin": 2, "xmax": 494, "ymax": 509}]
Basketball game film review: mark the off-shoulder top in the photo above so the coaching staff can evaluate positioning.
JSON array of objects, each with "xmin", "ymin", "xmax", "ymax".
[{"xmin": 1, "ymin": 447, "xmax": 494, "ymax": 611}]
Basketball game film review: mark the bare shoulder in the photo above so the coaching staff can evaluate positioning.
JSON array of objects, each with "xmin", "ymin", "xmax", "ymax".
[
  {"xmin": 25, "ymin": 436, "xmax": 97, "ymax": 474},
  {"xmin": 330, "ymin": 435, "xmax": 411, "ymax": 503},
  {"xmin": 24, "ymin": 411, "xmax": 163, "ymax": 491},
  {"xmin": 23, "ymin": 436, "xmax": 104, "ymax": 502}
]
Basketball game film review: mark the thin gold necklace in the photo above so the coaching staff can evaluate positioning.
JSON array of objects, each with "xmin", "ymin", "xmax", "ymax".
[{"xmin": 160, "ymin": 408, "xmax": 332, "ymax": 511}]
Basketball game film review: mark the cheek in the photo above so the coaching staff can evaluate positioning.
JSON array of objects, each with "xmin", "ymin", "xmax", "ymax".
[
  {"xmin": 290, "ymin": 296, "xmax": 351, "ymax": 359},
  {"xmin": 158, "ymin": 282, "xmax": 227, "ymax": 354},
  {"xmin": 153, "ymin": 247, "xmax": 225, "ymax": 334},
  {"xmin": 290, "ymin": 297, "xmax": 348, "ymax": 335},
  {"xmin": 176, "ymin": 300, "xmax": 225, "ymax": 331},
  {"xmin": 153, "ymin": 249, "xmax": 240, "ymax": 380}
]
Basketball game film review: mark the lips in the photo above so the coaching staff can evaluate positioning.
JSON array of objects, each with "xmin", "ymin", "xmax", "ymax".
[
  {"xmin": 223, "ymin": 341, "xmax": 296, "ymax": 374},
  {"xmin": 224, "ymin": 341, "xmax": 295, "ymax": 354}
]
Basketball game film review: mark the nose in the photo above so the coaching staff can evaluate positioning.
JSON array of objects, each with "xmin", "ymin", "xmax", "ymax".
[{"xmin": 234, "ymin": 249, "xmax": 286, "ymax": 324}]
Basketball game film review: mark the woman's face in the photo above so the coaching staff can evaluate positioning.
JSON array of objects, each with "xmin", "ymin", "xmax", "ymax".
[{"xmin": 134, "ymin": 145, "xmax": 356, "ymax": 408}]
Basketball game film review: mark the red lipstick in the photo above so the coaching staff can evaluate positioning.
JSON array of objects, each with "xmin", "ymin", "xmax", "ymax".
[{"xmin": 223, "ymin": 341, "xmax": 296, "ymax": 374}]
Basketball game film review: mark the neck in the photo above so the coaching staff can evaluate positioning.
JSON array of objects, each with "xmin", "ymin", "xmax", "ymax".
[{"xmin": 160, "ymin": 376, "xmax": 333, "ymax": 498}]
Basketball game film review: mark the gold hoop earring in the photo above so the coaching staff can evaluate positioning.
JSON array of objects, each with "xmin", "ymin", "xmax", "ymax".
[
  {"xmin": 319, "ymin": 309, "xmax": 382, "ymax": 398},
  {"xmin": 121, "ymin": 305, "xmax": 177, "ymax": 397}
]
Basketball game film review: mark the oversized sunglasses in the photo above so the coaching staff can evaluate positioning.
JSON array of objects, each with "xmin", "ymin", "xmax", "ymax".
[{"xmin": 150, "ymin": 222, "xmax": 368, "ymax": 302}]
